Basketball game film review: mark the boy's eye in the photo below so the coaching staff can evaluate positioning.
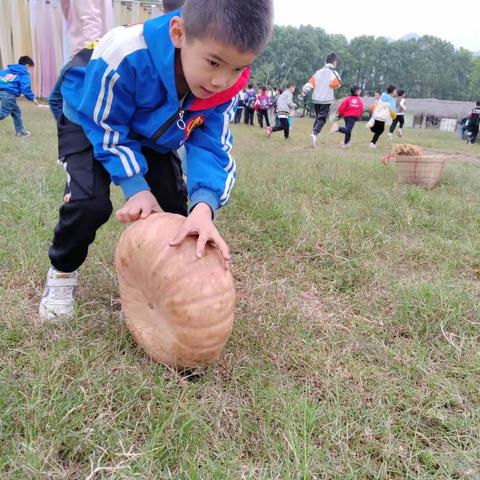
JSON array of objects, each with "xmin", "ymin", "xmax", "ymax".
[{"xmin": 207, "ymin": 60, "xmax": 219, "ymax": 68}]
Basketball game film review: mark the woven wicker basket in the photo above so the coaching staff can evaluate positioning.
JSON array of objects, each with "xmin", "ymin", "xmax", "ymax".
[{"xmin": 393, "ymin": 155, "xmax": 447, "ymax": 189}]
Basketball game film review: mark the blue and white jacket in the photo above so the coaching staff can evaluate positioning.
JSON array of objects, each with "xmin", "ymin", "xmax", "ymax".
[
  {"xmin": 61, "ymin": 10, "xmax": 249, "ymax": 212},
  {"xmin": 0, "ymin": 64, "xmax": 36, "ymax": 100}
]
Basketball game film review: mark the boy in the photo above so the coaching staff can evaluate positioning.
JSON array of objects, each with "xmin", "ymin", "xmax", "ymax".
[
  {"xmin": 369, "ymin": 85, "xmax": 397, "ymax": 148},
  {"xmin": 330, "ymin": 85, "xmax": 364, "ymax": 147},
  {"xmin": 39, "ymin": 0, "xmax": 273, "ymax": 321},
  {"xmin": 0, "ymin": 56, "xmax": 37, "ymax": 137},
  {"xmin": 466, "ymin": 101, "xmax": 480, "ymax": 144},
  {"xmin": 388, "ymin": 89, "xmax": 406, "ymax": 138},
  {"xmin": 302, "ymin": 53, "xmax": 341, "ymax": 148},
  {"xmin": 266, "ymin": 83, "xmax": 296, "ymax": 139}
]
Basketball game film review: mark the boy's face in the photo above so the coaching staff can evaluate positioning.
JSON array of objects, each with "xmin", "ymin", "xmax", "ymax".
[
  {"xmin": 170, "ymin": 18, "xmax": 256, "ymax": 99},
  {"xmin": 289, "ymin": 86, "xmax": 296, "ymax": 93},
  {"xmin": 374, "ymin": 92, "xmax": 380, "ymax": 100}
]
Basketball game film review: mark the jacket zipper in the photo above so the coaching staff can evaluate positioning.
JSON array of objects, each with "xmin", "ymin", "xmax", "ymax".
[{"xmin": 151, "ymin": 91, "xmax": 190, "ymax": 142}]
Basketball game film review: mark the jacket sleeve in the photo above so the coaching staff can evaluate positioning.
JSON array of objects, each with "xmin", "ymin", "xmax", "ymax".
[
  {"xmin": 74, "ymin": 57, "xmax": 149, "ymax": 199},
  {"xmin": 20, "ymin": 75, "xmax": 35, "ymax": 100},
  {"xmin": 338, "ymin": 98, "xmax": 347, "ymax": 117},
  {"xmin": 302, "ymin": 75, "xmax": 316, "ymax": 94},
  {"xmin": 185, "ymin": 97, "xmax": 237, "ymax": 214}
]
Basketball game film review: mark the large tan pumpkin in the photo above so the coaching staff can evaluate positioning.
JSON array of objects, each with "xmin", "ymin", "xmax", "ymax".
[{"xmin": 115, "ymin": 213, "xmax": 235, "ymax": 368}]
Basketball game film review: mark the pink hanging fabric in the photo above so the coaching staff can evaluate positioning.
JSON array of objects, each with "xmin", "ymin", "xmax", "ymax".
[
  {"xmin": 60, "ymin": 0, "xmax": 114, "ymax": 56},
  {"xmin": 29, "ymin": 0, "xmax": 64, "ymax": 97}
]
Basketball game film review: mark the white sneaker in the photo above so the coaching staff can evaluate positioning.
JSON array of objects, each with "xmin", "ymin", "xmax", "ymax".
[
  {"xmin": 387, "ymin": 132, "xmax": 393, "ymax": 139},
  {"xmin": 310, "ymin": 133, "xmax": 317, "ymax": 148},
  {"xmin": 16, "ymin": 130, "xmax": 31, "ymax": 138},
  {"xmin": 342, "ymin": 143, "xmax": 352, "ymax": 148},
  {"xmin": 39, "ymin": 267, "xmax": 79, "ymax": 321},
  {"xmin": 369, "ymin": 143, "xmax": 377, "ymax": 149}
]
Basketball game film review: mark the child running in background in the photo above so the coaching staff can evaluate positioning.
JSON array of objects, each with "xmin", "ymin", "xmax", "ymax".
[
  {"xmin": 256, "ymin": 86, "xmax": 271, "ymax": 128},
  {"xmin": 0, "ymin": 56, "xmax": 38, "ymax": 137},
  {"xmin": 389, "ymin": 89, "xmax": 406, "ymax": 138},
  {"xmin": 466, "ymin": 101, "xmax": 480, "ymax": 144},
  {"xmin": 302, "ymin": 53, "xmax": 341, "ymax": 148},
  {"xmin": 266, "ymin": 83, "xmax": 296, "ymax": 139},
  {"xmin": 330, "ymin": 85, "xmax": 363, "ymax": 147},
  {"xmin": 369, "ymin": 85, "xmax": 397, "ymax": 148}
]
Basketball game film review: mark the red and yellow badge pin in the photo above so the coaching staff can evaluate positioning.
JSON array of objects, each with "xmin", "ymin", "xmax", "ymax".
[{"xmin": 184, "ymin": 115, "xmax": 205, "ymax": 140}]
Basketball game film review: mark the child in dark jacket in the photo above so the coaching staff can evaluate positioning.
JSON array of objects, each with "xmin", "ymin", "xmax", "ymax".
[
  {"xmin": 39, "ymin": 0, "xmax": 274, "ymax": 321},
  {"xmin": 330, "ymin": 85, "xmax": 364, "ymax": 146},
  {"xmin": 0, "ymin": 56, "xmax": 37, "ymax": 137},
  {"xmin": 243, "ymin": 83, "xmax": 257, "ymax": 125}
]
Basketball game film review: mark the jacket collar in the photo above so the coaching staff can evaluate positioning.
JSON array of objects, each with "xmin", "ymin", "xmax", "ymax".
[{"xmin": 143, "ymin": 10, "xmax": 250, "ymax": 112}]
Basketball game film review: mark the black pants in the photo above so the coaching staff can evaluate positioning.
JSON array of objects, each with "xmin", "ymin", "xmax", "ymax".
[
  {"xmin": 389, "ymin": 115, "xmax": 405, "ymax": 133},
  {"xmin": 244, "ymin": 107, "xmax": 255, "ymax": 125},
  {"xmin": 338, "ymin": 116, "xmax": 357, "ymax": 144},
  {"xmin": 370, "ymin": 120, "xmax": 386, "ymax": 144},
  {"xmin": 467, "ymin": 126, "xmax": 479, "ymax": 143},
  {"xmin": 49, "ymin": 115, "xmax": 187, "ymax": 273},
  {"xmin": 312, "ymin": 103, "xmax": 331, "ymax": 135},
  {"xmin": 234, "ymin": 107, "xmax": 244, "ymax": 124},
  {"xmin": 271, "ymin": 117, "xmax": 290, "ymax": 138},
  {"xmin": 258, "ymin": 109, "xmax": 270, "ymax": 128}
]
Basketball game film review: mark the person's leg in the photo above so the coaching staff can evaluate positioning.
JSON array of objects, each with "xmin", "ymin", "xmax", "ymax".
[
  {"xmin": 10, "ymin": 99, "xmax": 26, "ymax": 135},
  {"xmin": 0, "ymin": 91, "xmax": 16, "ymax": 129},
  {"xmin": 258, "ymin": 110, "xmax": 263, "ymax": 128},
  {"xmin": 263, "ymin": 110, "xmax": 270, "ymax": 127},
  {"xmin": 142, "ymin": 147, "xmax": 188, "ymax": 216},
  {"xmin": 389, "ymin": 117, "xmax": 398, "ymax": 134},
  {"xmin": 471, "ymin": 127, "xmax": 479, "ymax": 144},
  {"xmin": 244, "ymin": 107, "xmax": 249, "ymax": 124},
  {"xmin": 344, "ymin": 117, "xmax": 356, "ymax": 144},
  {"xmin": 41, "ymin": 114, "xmax": 113, "ymax": 320},
  {"xmin": 397, "ymin": 115, "xmax": 405, "ymax": 136},
  {"xmin": 371, "ymin": 121, "xmax": 385, "ymax": 144},
  {"xmin": 312, "ymin": 104, "xmax": 331, "ymax": 135},
  {"xmin": 48, "ymin": 115, "xmax": 113, "ymax": 273},
  {"xmin": 281, "ymin": 117, "xmax": 290, "ymax": 139}
]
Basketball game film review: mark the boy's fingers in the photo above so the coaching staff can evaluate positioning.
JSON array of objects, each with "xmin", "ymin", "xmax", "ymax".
[
  {"xmin": 211, "ymin": 232, "xmax": 231, "ymax": 269},
  {"xmin": 196, "ymin": 234, "xmax": 208, "ymax": 258}
]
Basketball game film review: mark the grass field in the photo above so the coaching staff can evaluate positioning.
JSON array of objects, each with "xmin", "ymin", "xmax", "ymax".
[{"xmin": 1, "ymin": 101, "xmax": 480, "ymax": 479}]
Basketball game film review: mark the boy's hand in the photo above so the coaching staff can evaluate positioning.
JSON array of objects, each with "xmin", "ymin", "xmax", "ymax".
[
  {"xmin": 116, "ymin": 190, "xmax": 163, "ymax": 224},
  {"xmin": 169, "ymin": 203, "xmax": 231, "ymax": 270}
]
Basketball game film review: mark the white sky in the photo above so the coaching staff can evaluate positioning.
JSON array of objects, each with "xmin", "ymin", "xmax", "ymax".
[{"xmin": 273, "ymin": 0, "xmax": 480, "ymax": 52}]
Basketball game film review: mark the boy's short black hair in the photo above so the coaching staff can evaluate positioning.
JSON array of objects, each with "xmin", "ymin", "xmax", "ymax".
[
  {"xmin": 375, "ymin": 90, "xmax": 381, "ymax": 94},
  {"xmin": 326, "ymin": 53, "xmax": 338, "ymax": 64},
  {"xmin": 182, "ymin": 0, "xmax": 273, "ymax": 53},
  {"xmin": 476, "ymin": 100, "xmax": 480, "ymax": 106},
  {"xmin": 247, "ymin": 83, "xmax": 254, "ymax": 89},
  {"xmin": 387, "ymin": 84, "xmax": 397, "ymax": 94},
  {"xmin": 18, "ymin": 56, "xmax": 34, "ymax": 67},
  {"xmin": 163, "ymin": 0, "xmax": 185, "ymax": 12},
  {"xmin": 286, "ymin": 83, "xmax": 295, "ymax": 89},
  {"xmin": 351, "ymin": 85, "xmax": 361, "ymax": 95},
  {"xmin": 398, "ymin": 89, "xmax": 405, "ymax": 97}
]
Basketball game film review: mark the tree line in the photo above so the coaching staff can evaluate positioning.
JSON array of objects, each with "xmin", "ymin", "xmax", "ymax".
[{"xmin": 252, "ymin": 25, "xmax": 480, "ymax": 101}]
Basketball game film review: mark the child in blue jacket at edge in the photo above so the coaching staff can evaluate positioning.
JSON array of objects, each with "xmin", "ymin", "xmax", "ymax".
[{"xmin": 39, "ymin": 0, "xmax": 274, "ymax": 321}]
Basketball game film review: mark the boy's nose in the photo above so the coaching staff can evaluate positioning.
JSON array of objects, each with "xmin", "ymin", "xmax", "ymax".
[{"xmin": 210, "ymin": 75, "xmax": 229, "ymax": 90}]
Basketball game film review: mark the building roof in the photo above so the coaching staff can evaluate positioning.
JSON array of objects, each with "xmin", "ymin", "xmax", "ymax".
[{"xmin": 358, "ymin": 97, "xmax": 474, "ymax": 119}]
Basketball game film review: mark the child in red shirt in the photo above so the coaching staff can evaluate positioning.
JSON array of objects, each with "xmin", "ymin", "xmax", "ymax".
[{"xmin": 331, "ymin": 85, "xmax": 364, "ymax": 147}]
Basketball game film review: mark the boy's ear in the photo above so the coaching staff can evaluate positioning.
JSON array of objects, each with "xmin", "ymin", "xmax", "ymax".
[{"xmin": 169, "ymin": 16, "xmax": 185, "ymax": 48}]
